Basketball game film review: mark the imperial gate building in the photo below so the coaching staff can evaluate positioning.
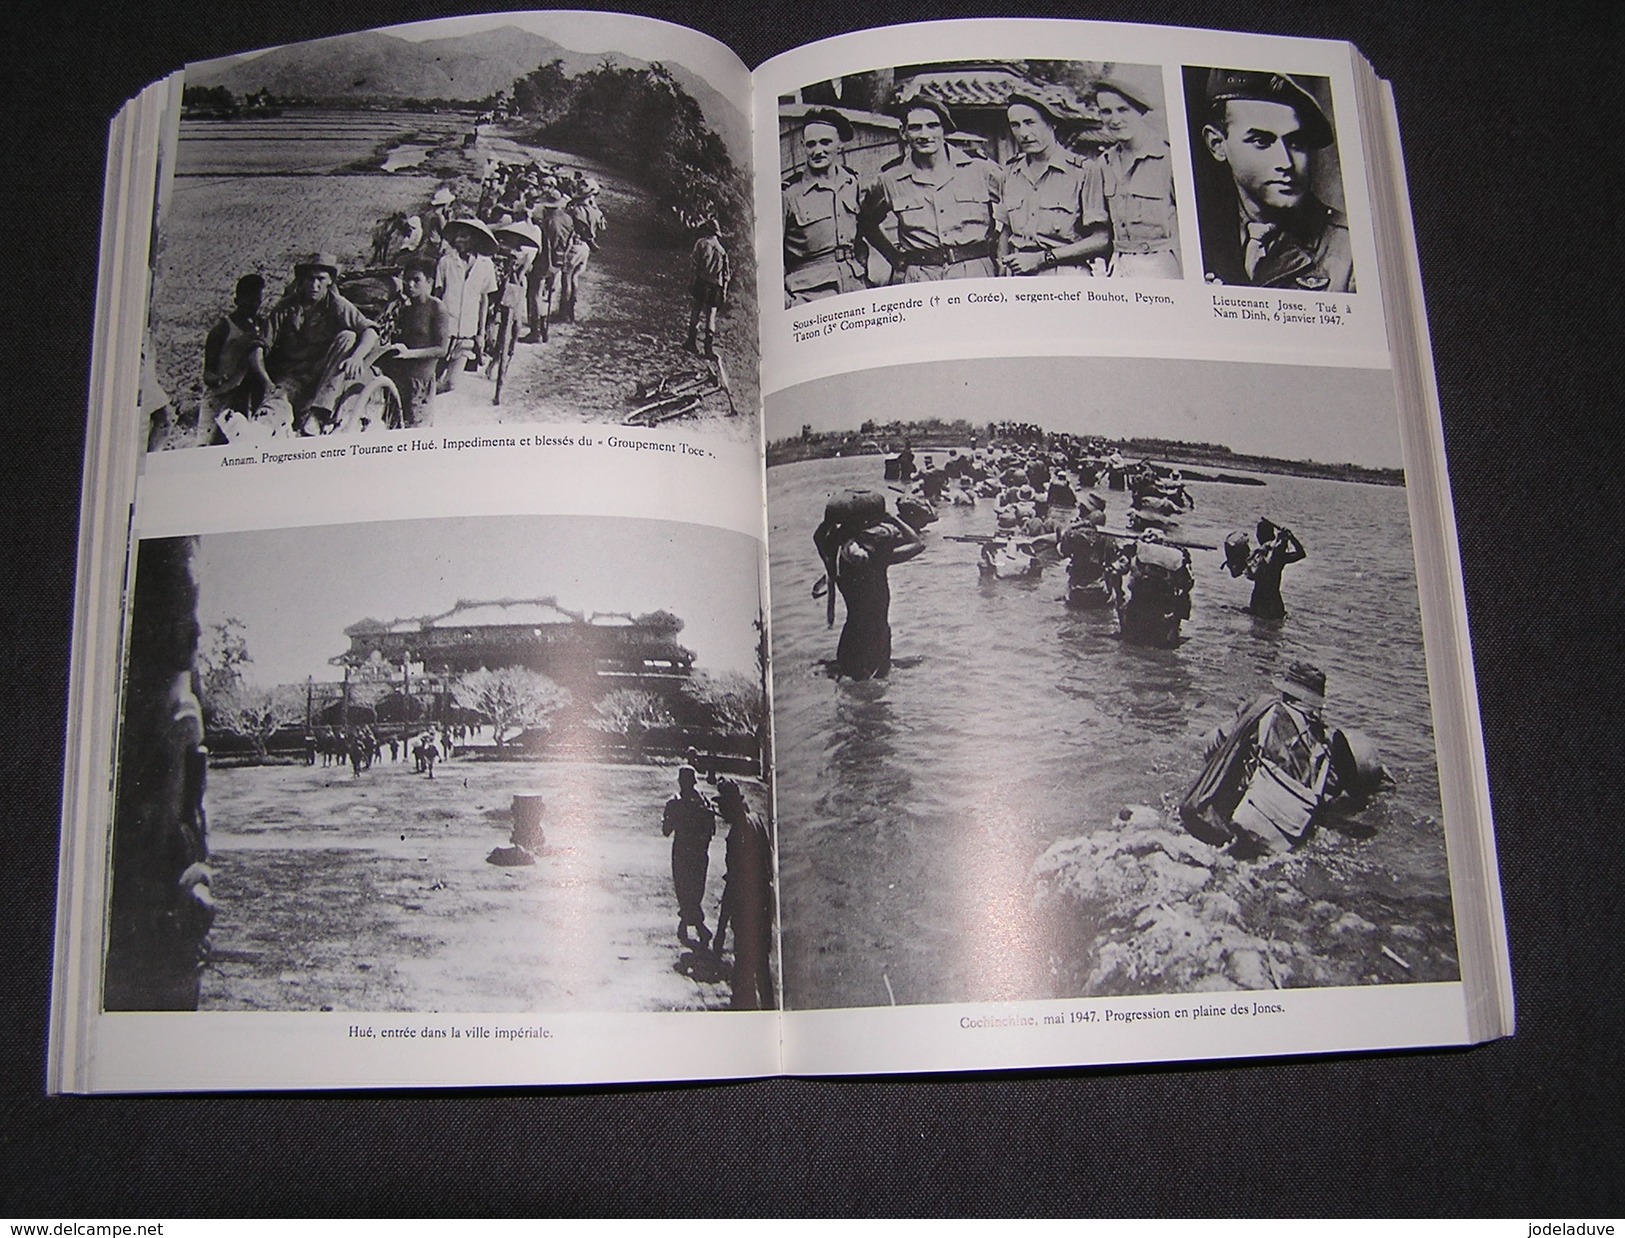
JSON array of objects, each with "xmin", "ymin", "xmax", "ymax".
[
  {"xmin": 335, "ymin": 597, "xmax": 695, "ymax": 694},
  {"xmin": 296, "ymin": 598, "xmax": 697, "ymax": 731}
]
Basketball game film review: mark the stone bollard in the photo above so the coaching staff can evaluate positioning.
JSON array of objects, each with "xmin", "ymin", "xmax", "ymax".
[{"xmin": 510, "ymin": 793, "xmax": 547, "ymax": 851}]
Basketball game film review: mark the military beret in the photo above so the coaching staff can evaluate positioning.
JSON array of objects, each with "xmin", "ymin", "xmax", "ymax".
[
  {"xmin": 891, "ymin": 95, "xmax": 955, "ymax": 133},
  {"xmin": 1204, "ymin": 68, "xmax": 1333, "ymax": 149},
  {"xmin": 801, "ymin": 108, "xmax": 854, "ymax": 142},
  {"xmin": 1092, "ymin": 77, "xmax": 1155, "ymax": 115},
  {"xmin": 1006, "ymin": 89, "xmax": 1081, "ymax": 129}
]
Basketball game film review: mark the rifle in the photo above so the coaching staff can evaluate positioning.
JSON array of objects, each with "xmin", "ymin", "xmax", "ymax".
[
  {"xmin": 1097, "ymin": 528, "xmax": 1217, "ymax": 551},
  {"xmin": 947, "ymin": 530, "xmax": 1217, "ymax": 551}
]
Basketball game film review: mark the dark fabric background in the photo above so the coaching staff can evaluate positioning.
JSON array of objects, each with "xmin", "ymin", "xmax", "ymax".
[{"xmin": 4, "ymin": 0, "xmax": 1620, "ymax": 1217}]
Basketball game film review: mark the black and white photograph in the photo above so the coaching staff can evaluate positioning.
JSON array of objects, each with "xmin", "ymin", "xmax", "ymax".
[
  {"xmin": 102, "ymin": 515, "xmax": 774, "ymax": 1014},
  {"xmin": 1183, "ymin": 65, "xmax": 1355, "ymax": 292},
  {"xmin": 144, "ymin": 13, "xmax": 757, "ymax": 451},
  {"xmin": 777, "ymin": 59, "xmax": 1180, "ymax": 302},
  {"xmin": 766, "ymin": 355, "xmax": 1452, "ymax": 1009}
]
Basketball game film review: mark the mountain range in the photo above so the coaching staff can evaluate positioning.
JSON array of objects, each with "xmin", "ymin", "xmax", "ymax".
[{"xmin": 187, "ymin": 26, "xmax": 748, "ymax": 166}]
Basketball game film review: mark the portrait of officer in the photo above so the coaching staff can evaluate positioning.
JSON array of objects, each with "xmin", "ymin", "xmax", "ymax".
[
  {"xmin": 1093, "ymin": 76, "xmax": 1183, "ymax": 279},
  {"xmin": 859, "ymin": 96, "xmax": 1004, "ymax": 283},
  {"xmin": 998, "ymin": 89, "xmax": 1110, "ymax": 276},
  {"xmin": 782, "ymin": 109, "xmax": 869, "ymax": 305},
  {"xmin": 1190, "ymin": 67, "xmax": 1355, "ymax": 292}
]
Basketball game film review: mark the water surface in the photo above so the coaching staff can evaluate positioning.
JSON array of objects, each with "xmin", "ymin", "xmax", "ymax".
[{"xmin": 768, "ymin": 455, "xmax": 1456, "ymax": 1009}]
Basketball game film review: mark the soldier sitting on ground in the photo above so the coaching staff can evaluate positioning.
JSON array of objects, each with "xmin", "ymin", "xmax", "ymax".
[{"xmin": 253, "ymin": 253, "xmax": 379, "ymax": 436}]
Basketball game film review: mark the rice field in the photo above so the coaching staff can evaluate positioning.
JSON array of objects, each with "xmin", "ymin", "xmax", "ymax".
[
  {"xmin": 175, "ymin": 110, "xmax": 469, "ymax": 176},
  {"xmin": 152, "ymin": 173, "xmax": 434, "ymax": 409},
  {"xmin": 148, "ymin": 111, "xmax": 759, "ymax": 440},
  {"xmin": 152, "ymin": 112, "xmax": 475, "ymax": 411}
]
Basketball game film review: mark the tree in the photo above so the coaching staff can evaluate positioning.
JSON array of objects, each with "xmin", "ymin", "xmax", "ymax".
[
  {"xmin": 451, "ymin": 667, "xmax": 571, "ymax": 748},
  {"xmin": 196, "ymin": 618, "xmax": 253, "ymax": 731},
  {"xmin": 634, "ymin": 609, "xmax": 685, "ymax": 636},
  {"xmin": 211, "ymin": 686, "xmax": 302, "ymax": 762},
  {"xmin": 512, "ymin": 58, "xmax": 573, "ymax": 121},
  {"xmin": 198, "ymin": 618, "xmax": 250, "ymax": 696},
  {"xmin": 590, "ymin": 689, "xmax": 675, "ymax": 736},
  {"xmin": 1019, "ymin": 60, "xmax": 1110, "ymax": 100},
  {"xmin": 676, "ymin": 670, "xmax": 763, "ymax": 736},
  {"xmin": 182, "ymin": 85, "xmax": 239, "ymax": 116},
  {"xmin": 536, "ymin": 61, "xmax": 749, "ymax": 237}
]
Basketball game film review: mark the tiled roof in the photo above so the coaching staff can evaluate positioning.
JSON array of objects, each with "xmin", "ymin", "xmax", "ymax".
[
  {"xmin": 902, "ymin": 69, "xmax": 1030, "ymax": 108},
  {"xmin": 433, "ymin": 599, "xmax": 578, "ymax": 628},
  {"xmin": 899, "ymin": 70, "xmax": 1095, "ymax": 122}
]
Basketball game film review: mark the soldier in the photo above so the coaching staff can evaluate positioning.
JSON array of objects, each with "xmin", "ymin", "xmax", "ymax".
[
  {"xmin": 1196, "ymin": 68, "xmax": 1355, "ymax": 291},
  {"xmin": 556, "ymin": 179, "xmax": 604, "ymax": 323},
  {"xmin": 1060, "ymin": 495, "xmax": 1113, "ymax": 609},
  {"xmin": 434, "ymin": 219, "xmax": 498, "ymax": 389},
  {"xmin": 782, "ymin": 108, "xmax": 867, "ymax": 304},
  {"xmin": 419, "ymin": 185, "xmax": 457, "ymax": 261},
  {"xmin": 812, "ymin": 493, "xmax": 926, "ymax": 680},
  {"xmin": 522, "ymin": 189, "xmax": 568, "ymax": 342},
  {"xmin": 685, "ymin": 218, "xmax": 729, "ymax": 358},
  {"xmin": 1244, "ymin": 518, "xmax": 1307, "ymax": 620},
  {"xmin": 1093, "ymin": 77, "xmax": 1183, "ymax": 279},
  {"xmin": 661, "ymin": 765, "xmax": 716, "ymax": 949},
  {"xmin": 997, "ymin": 90, "xmax": 1109, "ymax": 276},
  {"xmin": 488, "ymin": 220, "xmax": 540, "ymax": 375},
  {"xmin": 103, "ymin": 537, "xmax": 214, "ymax": 1011},
  {"xmin": 255, "ymin": 253, "xmax": 379, "ymax": 436},
  {"xmin": 712, "ymin": 778, "xmax": 775, "ymax": 1010},
  {"xmin": 860, "ymin": 97, "xmax": 1004, "ymax": 282},
  {"xmin": 1178, "ymin": 661, "xmax": 1380, "ymax": 855}
]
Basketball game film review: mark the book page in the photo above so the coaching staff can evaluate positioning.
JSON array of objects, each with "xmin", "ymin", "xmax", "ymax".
[
  {"xmin": 752, "ymin": 20, "xmax": 1494, "ymax": 1075},
  {"xmin": 53, "ymin": 11, "xmax": 779, "ymax": 1093}
]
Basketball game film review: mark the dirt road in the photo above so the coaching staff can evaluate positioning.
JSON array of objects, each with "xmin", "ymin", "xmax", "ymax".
[
  {"xmin": 199, "ymin": 754, "xmax": 773, "ymax": 1014},
  {"xmin": 153, "ymin": 121, "xmax": 758, "ymax": 448},
  {"xmin": 452, "ymin": 130, "xmax": 757, "ymax": 440}
]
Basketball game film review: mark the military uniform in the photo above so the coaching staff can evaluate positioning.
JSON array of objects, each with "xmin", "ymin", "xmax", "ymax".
[
  {"xmin": 662, "ymin": 780, "xmax": 716, "ymax": 944},
  {"xmin": 103, "ymin": 537, "xmax": 213, "ymax": 1011},
  {"xmin": 1099, "ymin": 140, "xmax": 1182, "ymax": 278},
  {"xmin": 782, "ymin": 165, "xmax": 867, "ymax": 303},
  {"xmin": 1002, "ymin": 148, "xmax": 1107, "ymax": 275},
  {"xmin": 1197, "ymin": 67, "xmax": 1354, "ymax": 292},
  {"xmin": 258, "ymin": 286, "xmax": 375, "ymax": 434},
  {"xmin": 865, "ymin": 147, "xmax": 1004, "ymax": 281},
  {"xmin": 1200, "ymin": 194, "xmax": 1355, "ymax": 292}
]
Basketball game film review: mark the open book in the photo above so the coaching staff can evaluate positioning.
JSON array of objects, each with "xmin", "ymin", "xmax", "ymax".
[{"xmin": 50, "ymin": 12, "xmax": 1512, "ymax": 1092}]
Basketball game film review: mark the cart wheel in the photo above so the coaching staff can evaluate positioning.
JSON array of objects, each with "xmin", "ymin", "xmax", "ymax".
[{"xmin": 342, "ymin": 375, "xmax": 403, "ymax": 432}]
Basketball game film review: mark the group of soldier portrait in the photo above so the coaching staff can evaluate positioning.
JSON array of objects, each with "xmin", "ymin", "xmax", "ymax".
[{"xmin": 778, "ymin": 60, "xmax": 1354, "ymax": 303}]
